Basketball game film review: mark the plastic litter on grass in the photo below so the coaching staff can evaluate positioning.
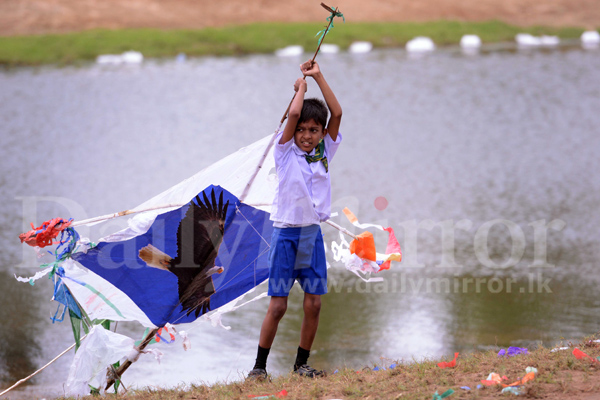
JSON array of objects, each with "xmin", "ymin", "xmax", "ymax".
[
  {"xmin": 437, "ymin": 352, "xmax": 458, "ymax": 368},
  {"xmin": 432, "ymin": 389, "xmax": 454, "ymax": 399},
  {"xmin": 497, "ymin": 347, "xmax": 528, "ymax": 357}
]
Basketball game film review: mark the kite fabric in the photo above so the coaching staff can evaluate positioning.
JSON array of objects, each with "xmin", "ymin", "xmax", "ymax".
[
  {"xmin": 71, "ymin": 185, "xmax": 273, "ymax": 327},
  {"xmin": 64, "ymin": 325, "xmax": 136, "ymax": 397},
  {"xmin": 131, "ymin": 134, "xmax": 277, "ymax": 216},
  {"xmin": 57, "ymin": 134, "xmax": 279, "ymax": 328}
]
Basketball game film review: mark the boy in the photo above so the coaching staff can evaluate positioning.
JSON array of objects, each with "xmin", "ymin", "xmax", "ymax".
[{"xmin": 248, "ymin": 60, "xmax": 342, "ymax": 380}]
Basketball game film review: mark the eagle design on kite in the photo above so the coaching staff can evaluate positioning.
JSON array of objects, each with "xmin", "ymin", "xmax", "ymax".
[{"xmin": 138, "ymin": 189, "xmax": 229, "ymax": 317}]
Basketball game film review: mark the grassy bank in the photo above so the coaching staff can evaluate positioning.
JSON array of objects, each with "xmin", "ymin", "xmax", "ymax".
[
  {"xmin": 0, "ymin": 20, "xmax": 591, "ymax": 66},
  {"xmin": 60, "ymin": 334, "xmax": 600, "ymax": 400}
]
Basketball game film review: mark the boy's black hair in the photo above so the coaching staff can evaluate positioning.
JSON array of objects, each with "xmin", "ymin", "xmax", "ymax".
[{"xmin": 299, "ymin": 98, "xmax": 328, "ymax": 129}]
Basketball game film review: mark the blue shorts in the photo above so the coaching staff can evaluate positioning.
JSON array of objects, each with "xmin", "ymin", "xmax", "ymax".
[{"xmin": 267, "ymin": 225, "xmax": 328, "ymax": 296}]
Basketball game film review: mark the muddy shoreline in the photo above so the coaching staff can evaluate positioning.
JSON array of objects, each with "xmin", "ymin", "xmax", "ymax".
[{"xmin": 2, "ymin": 0, "xmax": 599, "ymax": 37}]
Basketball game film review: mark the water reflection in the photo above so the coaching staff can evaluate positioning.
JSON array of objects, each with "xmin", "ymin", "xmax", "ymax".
[
  {"xmin": 1, "ymin": 46, "xmax": 599, "ymax": 398},
  {"xmin": 0, "ymin": 270, "xmax": 42, "ymax": 384}
]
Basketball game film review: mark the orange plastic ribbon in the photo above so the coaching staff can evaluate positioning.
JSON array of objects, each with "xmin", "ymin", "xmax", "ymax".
[
  {"xmin": 481, "ymin": 373, "xmax": 507, "ymax": 386},
  {"xmin": 502, "ymin": 371, "xmax": 535, "ymax": 387},
  {"xmin": 573, "ymin": 348, "xmax": 600, "ymax": 363},
  {"xmin": 437, "ymin": 352, "xmax": 459, "ymax": 368},
  {"xmin": 248, "ymin": 389, "xmax": 288, "ymax": 399},
  {"xmin": 342, "ymin": 207, "xmax": 359, "ymax": 224},
  {"xmin": 349, "ymin": 231, "xmax": 376, "ymax": 261}
]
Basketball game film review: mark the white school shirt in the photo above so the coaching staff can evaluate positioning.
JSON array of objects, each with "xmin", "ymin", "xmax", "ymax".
[{"xmin": 270, "ymin": 132, "xmax": 342, "ymax": 226}]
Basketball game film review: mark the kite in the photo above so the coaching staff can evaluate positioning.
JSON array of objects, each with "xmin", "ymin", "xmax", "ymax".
[{"xmin": 7, "ymin": 3, "xmax": 402, "ymax": 397}]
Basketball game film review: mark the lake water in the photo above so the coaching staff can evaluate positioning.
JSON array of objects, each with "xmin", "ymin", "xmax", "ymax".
[{"xmin": 1, "ymin": 44, "xmax": 600, "ymax": 399}]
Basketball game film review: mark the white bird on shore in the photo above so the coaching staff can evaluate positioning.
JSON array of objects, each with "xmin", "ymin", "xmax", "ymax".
[
  {"xmin": 96, "ymin": 54, "xmax": 123, "ymax": 65},
  {"xmin": 96, "ymin": 51, "xmax": 143, "ymax": 65},
  {"xmin": 581, "ymin": 30, "xmax": 600, "ymax": 49},
  {"xmin": 274, "ymin": 45, "xmax": 303, "ymax": 57},
  {"xmin": 406, "ymin": 37, "xmax": 435, "ymax": 52},
  {"xmin": 349, "ymin": 41, "xmax": 373, "ymax": 54},
  {"xmin": 121, "ymin": 51, "xmax": 143, "ymax": 63},
  {"xmin": 460, "ymin": 34, "xmax": 482, "ymax": 49},
  {"xmin": 515, "ymin": 33, "xmax": 542, "ymax": 47}
]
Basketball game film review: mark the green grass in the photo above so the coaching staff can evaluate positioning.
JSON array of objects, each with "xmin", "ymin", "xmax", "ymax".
[{"xmin": 0, "ymin": 20, "xmax": 592, "ymax": 66}]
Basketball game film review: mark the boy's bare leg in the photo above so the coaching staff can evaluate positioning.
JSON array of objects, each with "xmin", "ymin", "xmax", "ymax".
[
  {"xmin": 259, "ymin": 296, "xmax": 288, "ymax": 348},
  {"xmin": 299, "ymin": 293, "xmax": 322, "ymax": 350}
]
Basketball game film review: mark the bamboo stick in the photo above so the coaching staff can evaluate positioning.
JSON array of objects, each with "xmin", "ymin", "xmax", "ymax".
[
  {"xmin": 105, "ymin": 328, "xmax": 159, "ymax": 391},
  {"xmin": 239, "ymin": 3, "xmax": 340, "ymax": 203}
]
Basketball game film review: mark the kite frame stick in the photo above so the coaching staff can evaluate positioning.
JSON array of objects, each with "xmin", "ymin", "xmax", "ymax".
[
  {"xmin": 239, "ymin": 2, "xmax": 341, "ymax": 203},
  {"xmin": 71, "ymin": 203, "xmax": 270, "ymax": 227},
  {"xmin": 0, "ymin": 334, "xmax": 87, "ymax": 397},
  {"xmin": 72, "ymin": 204, "xmax": 184, "ymax": 227},
  {"xmin": 325, "ymin": 219, "xmax": 357, "ymax": 239},
  {"xmin": 73, "ymin": 203, "xmax": 357, "ymax": 240}
]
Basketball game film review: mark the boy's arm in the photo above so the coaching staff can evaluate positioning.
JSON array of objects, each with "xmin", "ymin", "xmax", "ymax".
[
  {"xmin": 301, "ymin": 61, "xmax": 342, "ymax": 141},
  {"xmin": 279, "ymin": 78, "xmax": 307, "ymax": 145}
]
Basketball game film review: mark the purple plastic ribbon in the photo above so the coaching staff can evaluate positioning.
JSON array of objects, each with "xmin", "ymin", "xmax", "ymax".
[{"xmin": 498, "ymin": 347, "xmax": 528, "ymax": 357}]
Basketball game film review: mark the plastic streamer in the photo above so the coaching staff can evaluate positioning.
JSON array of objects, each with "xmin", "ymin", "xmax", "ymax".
[
  {"xmin": 331, "ymin": 231, "xmax": 384, "ymax": 282},
  {"xmin": 155, "ymin": 326, "xmax": 176, "ymax": 344},
  {"xmin": 29, "ymin": 226, "xmax": 85, "ymax": 323},
  {"xmin": 19, "ymin": 218, "xmax": 73, "ymax": 248},
  {"xmin": 315, "ymin": 7, "xmax": 345, "ymax": 47},
  {"xmin": 341, "ymin": 207, "xmax": 402, "ymax": 271}
]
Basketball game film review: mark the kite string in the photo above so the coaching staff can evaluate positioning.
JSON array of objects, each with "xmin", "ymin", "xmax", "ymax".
[
  {"xmin": 234, "ymin": 205, "xmax": 271, "ymax": 298},
  {"xmin": 0, "ymin": 335, "xmax": 87, "ymax": 397},
  {"xmin": 235, "ymin": 206, "xmax": 271, "ymax": 247}
]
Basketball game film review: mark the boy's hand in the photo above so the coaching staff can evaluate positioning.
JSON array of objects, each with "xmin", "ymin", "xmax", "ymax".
[
  {"xmin": 294, "ymin": 78, "xmax": 307, "ymax": 93},
  {"xmin": 300, "ymin": 60, "xmax": 321, "ymax": 78}
]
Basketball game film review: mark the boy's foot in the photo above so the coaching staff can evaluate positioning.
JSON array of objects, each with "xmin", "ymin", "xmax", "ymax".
[
  {"xmin": 293, "ymin": 364, "xmax": 326, "ymax": 378},
  {"xmin": 247, "ymin": 368, "xmax": 268, "ymax": 381}
]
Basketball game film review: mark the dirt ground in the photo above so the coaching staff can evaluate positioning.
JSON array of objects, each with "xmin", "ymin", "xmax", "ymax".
[{"xmin": 1, "ymin": 0, "xmax": 600, "ymax": 36}]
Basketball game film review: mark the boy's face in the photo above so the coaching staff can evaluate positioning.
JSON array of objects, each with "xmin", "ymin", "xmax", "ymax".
[{"xmin": 294, "ymin": 119, "xmax": 326, "ymax": 153}]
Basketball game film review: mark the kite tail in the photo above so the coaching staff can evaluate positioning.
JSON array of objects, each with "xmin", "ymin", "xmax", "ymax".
[{"xmin": 138, "ymin": 244, "xmax": 172, "ymax": 270}]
